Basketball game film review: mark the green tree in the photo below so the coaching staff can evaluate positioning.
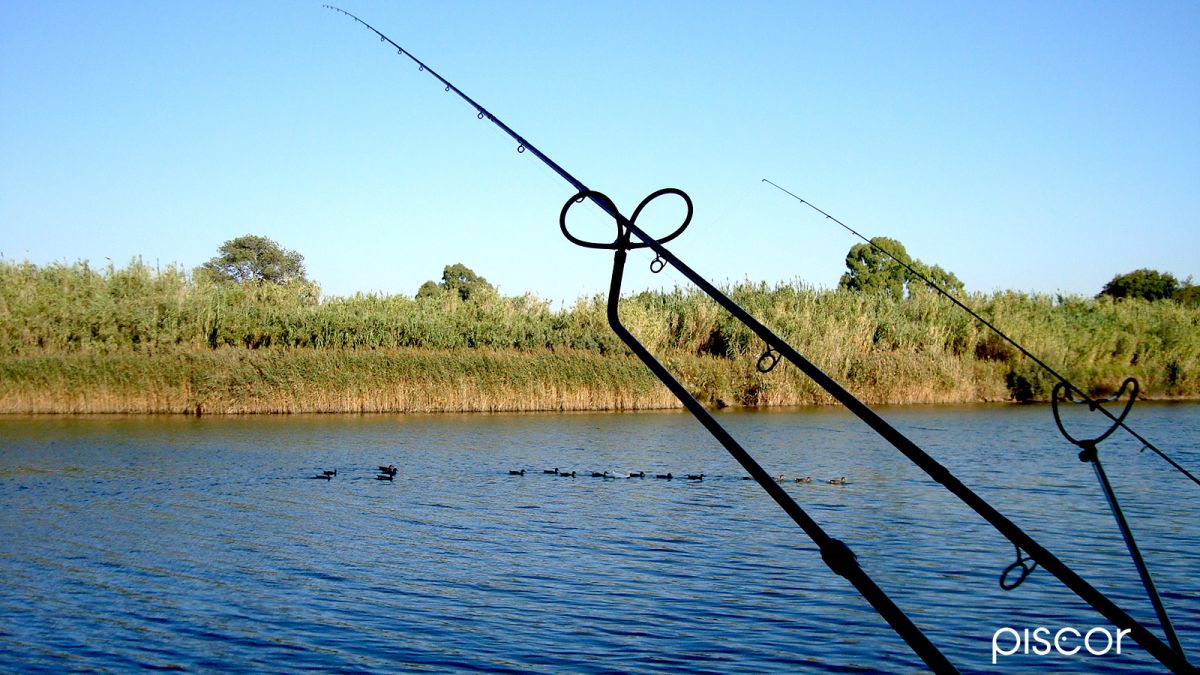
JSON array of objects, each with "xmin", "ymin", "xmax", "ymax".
[
  {"xmin": 415, "ymin": 280, "xmax": 444, "ymax": 299},
  {"xmin": 838, "ymin": 237, "xmax": 963, "ymax": 299},
  {"xmin": 1099, "ymin": 269, "xmax": 1178, "ymax": 301},
  {"xmin": 1177, "ymin": 280, "xmax": 1199, "ymax": 307},
  {"xmin": 202, "ymin": 235, "xmax": 306, "ymax": 284},
  {"xmin": 909, "ymin": 261, "xmax": 964, "ymax": 295},
  {"xmin": 417, "ymin": 263, "xmax": 496, "ymax": 301}
]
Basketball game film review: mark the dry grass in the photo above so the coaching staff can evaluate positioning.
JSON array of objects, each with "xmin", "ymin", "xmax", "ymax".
[{"xmin": 1, "ymin": 259, "xmax": 1197, "ymax": 413}]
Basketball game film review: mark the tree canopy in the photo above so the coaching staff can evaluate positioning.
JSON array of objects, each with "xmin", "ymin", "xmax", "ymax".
[
  {"xmin": 838, "ymin": 237, "xmax": 963, "ymax": 299},
  {"xmin": 1098, "ymin": 269, "xmax": 1179, "ymax": 302},
  {"xmin": 201, "ymin": 235, "xmax": 306, "ymax": 284},
  {"xmin": 416, "ymin": 263, "xmax": 496, "ymax": 302}
]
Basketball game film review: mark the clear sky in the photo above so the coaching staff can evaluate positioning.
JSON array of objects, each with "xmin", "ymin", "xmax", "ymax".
[{"xmin": 2, "ymin": 1, "xmax": 1197, "ymax": 303}]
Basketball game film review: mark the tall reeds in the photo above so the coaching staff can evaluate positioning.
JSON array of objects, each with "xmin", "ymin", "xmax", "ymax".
[{"xmin": 1, "ymin": 259, "xmax": 1196, "ymax": 413}]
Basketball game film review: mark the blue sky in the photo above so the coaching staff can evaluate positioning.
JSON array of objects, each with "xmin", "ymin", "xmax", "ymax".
[{"xmin": 2, "ymin": 1, "xmax": 1197, "ymax": 303}]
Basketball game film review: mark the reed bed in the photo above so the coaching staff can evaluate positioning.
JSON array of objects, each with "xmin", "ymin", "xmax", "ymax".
[{"xmin": 1, "ymin": 259, "xmax": 1196, "ymax": 414}]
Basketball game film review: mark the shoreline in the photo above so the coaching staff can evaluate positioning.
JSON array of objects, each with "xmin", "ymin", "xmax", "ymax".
[
  {"xmin": 3, "ymin": 347, "xmax": 1193, "ymax": 416},
  {"xmin": 4, "ymin": 398, "xmax": 1198, "ymax": 417}
]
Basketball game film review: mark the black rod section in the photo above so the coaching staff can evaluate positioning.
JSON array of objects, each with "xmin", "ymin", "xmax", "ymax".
[
  {"xmin": 1083, "ymin": 442, "xmax": 1185, "ymax": 658},
  {"xmin": 605, "ymin": 241, "xmax": 957, "ymax": 674}
]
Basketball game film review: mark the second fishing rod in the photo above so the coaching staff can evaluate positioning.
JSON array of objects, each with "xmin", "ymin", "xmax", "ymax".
[{"xmin": 762, "ymin": 177, "xmax": 1192, "ymax": 659}]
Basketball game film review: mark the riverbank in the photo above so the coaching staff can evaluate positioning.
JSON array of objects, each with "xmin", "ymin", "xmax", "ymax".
[
  {"xmin": 3, "ymin": 345, "xmax": 1191, "ymax": 415},
  {"xmin": 2, "ymin": 260, "xmax": 1196, "ymax": 413}
]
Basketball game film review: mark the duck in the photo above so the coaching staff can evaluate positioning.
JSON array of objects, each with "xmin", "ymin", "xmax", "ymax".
[
  {"xmin": 375, "ymin": 473, "xmax": 394, "ymax": 481},
  {"xmin": 795, "ymin": 476, "xmax": 813, "ymax": 483},
  {"xmin": 627, "ymin": 471, "xmax": 645, "ymax": 478},
  {"xmin": 558, "ymin": 470, "xmax": 576, "ymax": 477},
  {"xmin": 828, "ymin": 477, "xmax": 849, "ymax": 485},
  {"xmin": 774, "ymin": 474, "xmax": 787, "ymax": 482},
  {"xmin": 310, "ymin": 473, "xmax": 331, "ymax": 480},
  {"xmin": 322, "ymin": 469, "xmax": 337, "ymax": 477},
  {"xmin": 686, "ymin": 473, "xmax": 704, "ymax": 481},
  {"xmin": 509, "ymin": 469, "xmax": 526, "ymax": 476},
  {"xmin": 543, "ymin": 468, "xmax": 559, "ymax": 474},
  {"xmin": 378, "ymin": 465, "xmax": 397, "ymax": 477},
  {"xmin": 655, "ymin": 473, "xmax": 673, "ymax": 480},
  {"xmin": 590, "ymin": 471, "xmax": 613, "ymax": 478}
]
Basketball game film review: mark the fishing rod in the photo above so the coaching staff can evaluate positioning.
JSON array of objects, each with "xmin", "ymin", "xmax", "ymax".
[
  {"xmin": 762, "ymin": 178, "xmax": 1193, "ymax": 657},
  {"xmin": 324, "ymin": 8, "xmax": 1193, "ymax": 672},
  {"xmin": 761, "ymin": 178, "xmax": 1200, "ymax": 490},
  {"xmin": 323, "ymin": 8, "xmax": 952, "ymax": 671}
]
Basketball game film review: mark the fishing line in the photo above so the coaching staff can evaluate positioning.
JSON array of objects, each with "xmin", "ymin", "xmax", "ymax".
[
  {"xmin": 761, "ymin": 178, "xmax": 1200, "ymax": 490},
  {"xmin": 325, "ymin": 9, "xmax": 1193, "ymax": 671}
]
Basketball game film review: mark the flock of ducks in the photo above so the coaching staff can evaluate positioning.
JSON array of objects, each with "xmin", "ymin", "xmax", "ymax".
[{"xmin": 311, "ymin": 466, "xmax": 849, "ymax": 485}]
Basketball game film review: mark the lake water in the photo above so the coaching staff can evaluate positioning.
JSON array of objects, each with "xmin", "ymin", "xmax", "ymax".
[{"xmin": 1, "ymin": 403, "xmax": 1197, "ymax": 673}]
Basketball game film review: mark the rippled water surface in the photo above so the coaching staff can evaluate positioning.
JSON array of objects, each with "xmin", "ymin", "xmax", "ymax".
[{"xmin": 1, "ymin": 404, "xmax": 1197, "ymax": 673}]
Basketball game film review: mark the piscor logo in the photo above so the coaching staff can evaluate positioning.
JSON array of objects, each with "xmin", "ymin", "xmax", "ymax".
[{"xmin": 992, "ymin": 626, "xmax": 1132, "ymax": 665}]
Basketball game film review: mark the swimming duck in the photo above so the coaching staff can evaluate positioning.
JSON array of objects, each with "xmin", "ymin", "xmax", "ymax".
[
  {"xmin": 627, "ymin": 471, "xmax": 645, "ymax": 478},
  {"xmin": 774, "ymin": 474, "xmax": 786, "ymax": 482},
  {"xmin": 543, "ymin": 468, "xmax": 559, "ymax": 474},
  {"xmin": 590, "ymin": 471, "xmax": 613, "ymax": 478},
  {"xmin": 378, "ymin": 465, "xmax": 397, "ymax": 477},
  {"xmin": 686, "ymin": 473, "xmax": 704, "ymax": 481},
  {"xmin": 828, "ymin": 477, "xmax": 848, "ymax": 485},
  {"xmin": 310, "ymin": 473, "xmax": 331, "ymax": 480},
  {"xmin": 655, "ymin": 473, "xmax": 673, "ymax": 480},
  {"xmin": 509, "ymin": 469, "xmax": 526, "ymax": 476},
  {"xmin": 322, "ymin": 469, "xmax": 337, "ymax": 477},
  {"xmin": 795, "ymin": 476, "xmax": 812, "ymax": 483},
  {"xmin": 558, "ymin": 470, "xmax": 576, "ymax": 477}
]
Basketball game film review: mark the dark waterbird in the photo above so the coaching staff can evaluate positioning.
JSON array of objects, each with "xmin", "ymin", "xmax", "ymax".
[
  {"xmin": 378, "ymin": 464, "xmax": 397, "ymax": 477},
  {"xmin": 558, "ymin": 470, "xmax": 576, "ymax": 477},
  {"xmin": 323, "ymin": 469, "xmax": 337, "ymax": 477},
  {"xmin": 310, "ymin": 473, "xmax": 332, "ymax": 480},
  {"xmin": 686, "ymin": 473, "xmax": 704, "ymax": 481},
  {"xmin": 655, "ymin": 473, "xmax": 673, "ymax": 480},
  {"xmin": 509, "ymin": 469, "xmax": 526, "ymax": 476},
  {"xmin": 375, "ymin": 473, "xmax": 394, "ymax": 481},
  {"xmin": 543, "ymin": 467, "xmax": 559, "ymax": 474}
]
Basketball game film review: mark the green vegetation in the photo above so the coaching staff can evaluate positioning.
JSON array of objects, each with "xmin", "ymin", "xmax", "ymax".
[
  {"xmin": 1099, "ymin": 268, "xmax": 1195, "ymax": 305},
  {"xmin": 1, "ymin": 258, "xmax": 1197, "ymax": 413},
  {"xmin": 202, "ymin": 235, "xmax": 307, "ymax": 284},
  {"xmin": 417, "ymin": 263, "xmax": 497, "ymax": 302},
  {"xmin": 838, "ymin": 236, "xmax": 964, "ymax": 299}
]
